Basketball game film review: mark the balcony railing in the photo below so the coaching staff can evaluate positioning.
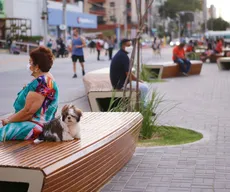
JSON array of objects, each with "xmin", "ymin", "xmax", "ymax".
[
  {"xmin": 53, "ymin": 0, "xmax": 71, "ymax": 2},
  {"xmin": 88, "ymin": 0, "xmax": 106, "ymax": 3},
  {"xmin": 98, "ymin": 20, "xmax": 106, "ymax": 25},
  {"xmin": 89, "ymin": 8, "xmax": 106, "ymax": 16}
]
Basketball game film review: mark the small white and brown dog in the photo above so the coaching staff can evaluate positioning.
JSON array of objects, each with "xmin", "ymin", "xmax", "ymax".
[{"xmin": 34, "ymin": 104, "xmax": 82, "ymax": 143}]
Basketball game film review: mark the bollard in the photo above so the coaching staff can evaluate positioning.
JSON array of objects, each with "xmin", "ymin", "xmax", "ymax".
[{"xmin": 27, "ymin": 44, "xmax": 29, "ymax": 54}]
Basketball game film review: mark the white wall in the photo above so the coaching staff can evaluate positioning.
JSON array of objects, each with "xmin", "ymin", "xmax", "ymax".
[
  {"xmin": 4, "ymin": 0, "xmax": 14, "ymax": 17},
  {"xmin": 12, "ymin": 0, "xmax": 43, "ymax": 36},
  {"xmin": 5, "ymin": 0, "xmax": 43, "ymax": 36},
  {"xmin": 4, "ymin": 0, "xmax": 84, "ymax": 36}
]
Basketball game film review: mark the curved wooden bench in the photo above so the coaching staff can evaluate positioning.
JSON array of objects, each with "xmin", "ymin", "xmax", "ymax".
[
  {"xmin": 83, "ymin": 68, "xmax": 138, "ymax": 112},
  {"xmin": 144, "ymin": 60, "xmax": 203, "ymax": 79},
  {"xmin": 217, "ymin": 57, "xmax": 230, "ymax": 70},
  {"xmin": 0, "ymin": 112, "xmax": 143, "ymax": 192}
]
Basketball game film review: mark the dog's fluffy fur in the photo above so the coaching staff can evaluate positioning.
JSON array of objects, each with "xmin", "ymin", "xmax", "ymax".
[{"xmin": 34, "ymin": 104, "xmax": 82, "ymax": 143}]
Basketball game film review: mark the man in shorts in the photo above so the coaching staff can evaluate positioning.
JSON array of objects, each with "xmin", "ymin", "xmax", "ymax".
[{"xmin": 71, "ymin": 28, "xmax": 86, "ymax": 78}]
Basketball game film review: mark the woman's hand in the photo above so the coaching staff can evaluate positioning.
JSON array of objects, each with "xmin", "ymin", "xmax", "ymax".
[{"xmin": 1, "ymin": 118, "xmax": 10, "ymax": 126}]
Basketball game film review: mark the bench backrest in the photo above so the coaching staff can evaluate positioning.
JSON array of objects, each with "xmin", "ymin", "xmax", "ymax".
[{"xmin": 83, "ymin": 67, "xmax": 138, "ymax": 93}]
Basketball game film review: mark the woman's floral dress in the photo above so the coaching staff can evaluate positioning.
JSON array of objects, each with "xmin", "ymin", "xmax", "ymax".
[{"xmin": 0, "ymin": 75, "xmax": 59, "ymax": 141}]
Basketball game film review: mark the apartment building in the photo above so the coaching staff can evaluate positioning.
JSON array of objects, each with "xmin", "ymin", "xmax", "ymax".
[
  {"xmin": 207, "ymin": 4, "xmax": 217, "ymax": 20},
  {"xmin": 84, "ymin": 0, "xmax": 145, "ymax": 37}
]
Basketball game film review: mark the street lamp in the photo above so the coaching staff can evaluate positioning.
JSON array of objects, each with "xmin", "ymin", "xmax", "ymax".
[{"xmin": 176, "ymin": 13, "xmax": 181, "ymax": 39}]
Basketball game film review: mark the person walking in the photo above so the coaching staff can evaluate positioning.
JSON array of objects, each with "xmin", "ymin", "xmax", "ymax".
[
  {"xmin": 96, "ymin": 39, "xmax": 102, "ymax": 61},
  {"xmin": 6, "ymin": 35, "xmax": 12, "ymax": 53},
  {"xmin": 71, "ymin": 28, "xmax": 86, "ymax": 78},
  {"xmin": 107, "ymin": 36, "xmax": 114, "ymax": 60},
  {"xmin": 104, "ymin": 38, "xmax": 109, "ymax": 56},
  {"xmin": 89, "ymin": 39, "xmax": 96, "ymax": 54}
]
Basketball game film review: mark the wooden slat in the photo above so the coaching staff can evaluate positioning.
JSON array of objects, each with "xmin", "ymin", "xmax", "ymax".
[
  {"xmin": 0, "ymin": 112, "xmax": 142, "ymax": 192},
  {"xmin": 44, "ymin": 127, "xmax": 140, "ymax": 185},
  {"xmin": 42, "ymin": 120, "xmax": 141, "ymax": 192},
  {"xmin": 0, "ymin": 113, "xmax": 141, "ymax": 169},
  {"xmin": 162, "ymin": 61, "xmax": 203, "ymax": 78}
]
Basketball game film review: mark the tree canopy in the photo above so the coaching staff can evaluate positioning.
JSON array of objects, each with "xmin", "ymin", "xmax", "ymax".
[
  {"xmin": 0, "ymin": 2, "xmax": 3, "ymax": 12},
  {"xmin": 206, "ymin": 18, "xmax": 230, "ymax": 31},
  {"xmin": 159, "ymin": 0, "xmax": 202, "ymax": 19}
]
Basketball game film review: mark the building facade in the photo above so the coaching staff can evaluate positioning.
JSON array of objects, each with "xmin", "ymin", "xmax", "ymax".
[
  {"xmin": 207, "ymin": 4, "xmax": 217, "ymax": 20},
  {"xmin": 4, "ymin": 0, "xmax": 43, "ymax": 37},
  {"xmin": 47, "ymin": 0, "xmax": 97, "ymax": 38},
  {"xmin": 0, "ymin": 0, "xmax": 97, "ymax": 40},
  {"xmin": 84, "ymin": 0, "xmax": 145, "ymax": 38}
]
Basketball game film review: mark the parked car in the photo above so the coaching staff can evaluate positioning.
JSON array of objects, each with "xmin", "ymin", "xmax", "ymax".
[
  {"xmin": 170, "ymin": 38, "xmax": 190, "ymax": 46},
  {"xmin": 10, "ymin": 43, "xmax": 20, "ymax": 55},
  {"xmin": 169, "ymin": 38, "xmax": 180, "ymax": 47}
]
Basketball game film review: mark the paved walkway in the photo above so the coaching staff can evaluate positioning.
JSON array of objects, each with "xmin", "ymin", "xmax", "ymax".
[{"xmin": 101, "ymin": 63, "xmax": 230, "ymax": 192}]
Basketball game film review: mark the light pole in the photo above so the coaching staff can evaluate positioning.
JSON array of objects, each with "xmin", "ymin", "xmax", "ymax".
[
  {"xmin": 62, "ymin": 0, "xmax": 67, "ymax": 45},
  {"xmin": 176, "ymin": 13, "xmax": 181, "ymax": 39},
  {"xmin": 203, "ymin": 0, "xmax": 208, "ymax": 32},
  {"xmin": 123, "ymin": 0, "xmax": 128, "ymax": 38},
  {"xmin": 42, "ymin": 0, "xmax": 48, "ymax": 46}
]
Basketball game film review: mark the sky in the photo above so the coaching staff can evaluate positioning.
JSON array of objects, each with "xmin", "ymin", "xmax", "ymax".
[{"xmin": 207, "ymin": 0, "xmax": 230, "ymax": 21}]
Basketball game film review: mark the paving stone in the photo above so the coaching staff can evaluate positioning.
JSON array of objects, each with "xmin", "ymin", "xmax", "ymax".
[
  {"xmin": 145, "ymin": 186, "xmax": 169, "ymax": 192},
  {"xmin": 100, "ymin": 63, "xmax": 230, "ymax": 192}
]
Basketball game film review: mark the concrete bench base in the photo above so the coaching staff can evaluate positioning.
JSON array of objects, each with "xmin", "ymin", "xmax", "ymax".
[
  {"xmin": 88, "ymin": 91, "xmax": 137, "ymax": 112},
  {"xmin": 144, "ymin": 60, "xmax": 203, "ymax": 79},
  {"xmin": 209, "ymin": 54, "xmax": 224, "ymax": 63},
  {"xmin": 0, "ymin": 112, "xmax": 143, "ymax": 192},
  {"xmin": 83, "ymin": 68, "xmax": 139, "ymax": 112},
  {"xmin": 217, "ymin": 57, "xmax": 230, "ymax": 70}
]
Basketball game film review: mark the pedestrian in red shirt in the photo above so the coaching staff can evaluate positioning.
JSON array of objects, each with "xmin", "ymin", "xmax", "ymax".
[
  {"xmin": 96, "ymin": 40, "xmax": 103, "ymax": 60},
  {"xmin": 173, "ymin": 39, "xmax": 191, "ymax": 76},
  {"xmin": 214, "ymin": 39, "xmax": 223, "ymax": 54},
  {"xmin": 185, "ymin": 40, "xmax": 194, "ymax": 53}
]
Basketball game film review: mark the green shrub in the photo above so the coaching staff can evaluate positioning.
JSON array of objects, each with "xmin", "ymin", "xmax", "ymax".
[
  {"xmin": 107, "ymin": 89, "xmax": 164, "ymax": 140},
  {"xmin": 139, "ymin": 91, "xmax": 164, "ymax": 139},
  {"xmin": 140, "ymin": 65, "xmax": 166, "ymax": 83},
  {"xmin": 17, "ymin": 36, "xmax": 42, "ymax": 43},
  {"xmin": 140, "ymin": 65, "xmax": 158, "ymax": 82},
  {"xmin": 187, "ymin": 52, "xmax": 201, "ymax": 60}
]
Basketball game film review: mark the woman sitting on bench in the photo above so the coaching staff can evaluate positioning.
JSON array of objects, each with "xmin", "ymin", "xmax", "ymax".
[{"xmin": 0, "ymin": 47, "xmax": 59, "ymax": 141}]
